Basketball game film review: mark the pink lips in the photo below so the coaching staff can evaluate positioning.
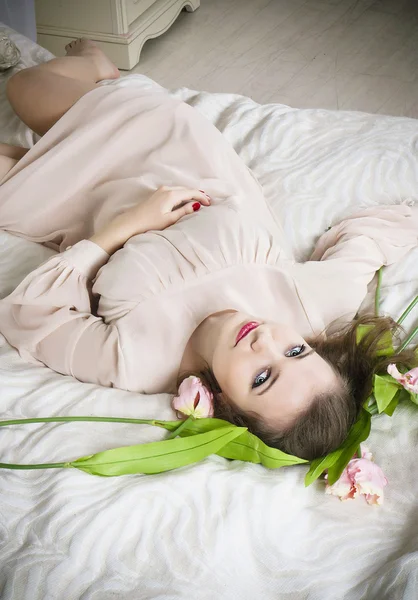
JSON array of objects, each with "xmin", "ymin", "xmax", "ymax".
[{"xmin": 235, "ymin": 321, "xmax": 259, "ymax": 345}]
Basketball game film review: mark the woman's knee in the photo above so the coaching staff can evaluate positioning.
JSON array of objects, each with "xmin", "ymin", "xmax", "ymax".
[
  {"xmin": 6, "ymin": 70, "xmax": 20, "ymax": 103},
  {"xmin": 6, "ymin": 69, "xmax": 31, "ymax": 109},
  {"xmin": 5, "ymin": 68, "xmax": 54, "ymax": 135},
  {"xmin": 6, "ymin": 65, "xmax": 97, "ymax": 136}
]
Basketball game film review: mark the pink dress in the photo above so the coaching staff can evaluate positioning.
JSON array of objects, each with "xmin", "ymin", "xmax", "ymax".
[{"xmin": 0, "ymin": 82, "xmax": 417, "ymax": 393}]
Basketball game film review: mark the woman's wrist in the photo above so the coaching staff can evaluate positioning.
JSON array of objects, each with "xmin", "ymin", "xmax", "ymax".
[
  {"xmin": 89, "ymin": 215, "xmax": 137, "ymax": 255},
  {"xmin": 89, "ymin": 231, "xmax": 118, "ymax": 255},
  {"xmin": 89, "ymin": 226, "xmax": 130, "ymax": 255}
]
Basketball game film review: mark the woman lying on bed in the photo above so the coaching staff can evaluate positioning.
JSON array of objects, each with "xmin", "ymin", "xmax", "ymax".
[{"xmin": 0, "ymin": 40, "xmax": 417, "ymax": 461}]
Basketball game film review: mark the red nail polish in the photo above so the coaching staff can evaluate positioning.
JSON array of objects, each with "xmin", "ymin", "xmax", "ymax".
[{"xmin": 193, "ymin": 202, "xmax": 201, "ymax": 212}]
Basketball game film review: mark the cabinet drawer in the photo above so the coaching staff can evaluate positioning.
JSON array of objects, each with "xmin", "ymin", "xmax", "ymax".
[
  {"xmin": 36, "ymin": 0, "xmax": 114, "ymax": 34},
  {"xmin": 125, "ymin": 0, "xmax": 157, "ymax": 25}
]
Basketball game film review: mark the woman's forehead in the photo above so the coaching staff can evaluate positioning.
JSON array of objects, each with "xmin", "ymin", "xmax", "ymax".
[{"xmin": 259, "ymin": 356, "xmax": 338, "ymax": 423}]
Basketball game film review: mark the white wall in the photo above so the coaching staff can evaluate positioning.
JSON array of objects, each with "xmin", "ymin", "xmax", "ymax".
[{"xmin": 0, "ymin": 0, "xmax": 36, "ymax": 41}]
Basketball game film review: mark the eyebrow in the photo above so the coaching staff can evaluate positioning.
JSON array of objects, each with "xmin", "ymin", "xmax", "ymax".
[{"xmin": 256, "ymin": 348, "xmax": 315, "ymax": 396}]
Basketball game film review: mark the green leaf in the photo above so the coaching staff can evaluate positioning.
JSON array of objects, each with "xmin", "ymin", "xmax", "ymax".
[
  {"xmin": 380, "ymin": 386, "xmax": 413, "ymax": 415},
  {"xmin": 374, "ymin": 374, "xmax": 401, "ymax": 413},
  {"xmin": 216, "ymin": 429, "xmax": 307, "ymax": 468},
  {"xmin": 356, "ymin": 324, "xmax": 372, "ymax": 345},
  {"xmin": 160, "ymin": 417, "xmax": 307, "ymax": 468},
  {"xmin": 160, "ymin": 417, "xmax": 232, "ymax": 435},
  {"xmin": 304, "ymin": 407, "xmax": 371, "ymax": 487},
  {"xmin": 356, "ymin": 325, "xmax": 394, "ymax": 357},
  {"xmin": 382, "ymin": 389, "xmax": 400, "ymax": 416},
  {"xmin": 152, "ymin": 419, "xmax": 185, "ymax": 432},
  {"xmin": 408, "ymin": 392, "xmax": 418, "ymax": 406},
  {"xmin": 375, "ymin": 331, "xmax": 395, "ymax": 356},
  {"xmin": 382, "ymin": 386, "xmax": 413, "ymax": 415},
  {"xmin": 365, "ymin": 398, "xmax": 379, "ymax": 415},
  {"xmin": 71, "ymin": 425, "xmax": 245, "ymax": 476}
]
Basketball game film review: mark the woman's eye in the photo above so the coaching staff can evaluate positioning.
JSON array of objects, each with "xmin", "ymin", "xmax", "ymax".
[
  {"xmin": 252, "ymin": 368, "xmax": 271, "ymax": 389},
  {"xmin": 285, "ymin": 344, "xmax": 305, "ymax": 358}
]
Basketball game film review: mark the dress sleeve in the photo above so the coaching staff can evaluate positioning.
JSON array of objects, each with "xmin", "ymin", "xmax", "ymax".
[
  {"xmin": 0, "ymin": 240, "xmax": 127, "ymax": 388},
  {"xmin": 305, "ymin": 204, "xmax": 418, "ymax": 324}
]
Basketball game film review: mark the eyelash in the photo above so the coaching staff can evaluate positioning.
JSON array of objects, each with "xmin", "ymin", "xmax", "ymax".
[
  {"xmin": 285, "ymin": 344, "xmax": 305, "ymax": 358},
  {"xmin": 251, "ymin": 344, "xmax": 306, "ymax": 389},
  {"xmin": 252, "ymin": 368, "xmax": 271, "ymax": 389}
]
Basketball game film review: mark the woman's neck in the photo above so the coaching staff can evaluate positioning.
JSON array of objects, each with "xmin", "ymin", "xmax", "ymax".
[{"xmin": 178, "ymin": 310, "xmax": 237, "ymax": 376}]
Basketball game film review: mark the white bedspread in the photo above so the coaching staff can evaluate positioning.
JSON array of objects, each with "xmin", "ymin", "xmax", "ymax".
[{"xmin": 0, "ymin": 26, "xmax": 417, "ymax": 600}]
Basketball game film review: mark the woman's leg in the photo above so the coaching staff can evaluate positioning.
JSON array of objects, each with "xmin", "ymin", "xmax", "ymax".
[{"xmin": 6, "ymin": 39, "xmax": 120, "ymax": 137}]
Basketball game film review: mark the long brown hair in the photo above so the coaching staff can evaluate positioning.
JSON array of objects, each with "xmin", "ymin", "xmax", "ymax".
[{"xmin": 178, "ymin": 315, "xmax": 417, "ymax": 461}]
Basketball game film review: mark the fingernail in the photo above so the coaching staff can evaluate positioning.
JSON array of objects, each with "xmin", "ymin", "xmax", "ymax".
[{"xmin": 193, "ymin": 202, "xmax": 201, "ymax": 212}]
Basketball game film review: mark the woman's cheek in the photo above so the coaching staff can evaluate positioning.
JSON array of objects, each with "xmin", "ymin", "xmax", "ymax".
[
  {"xmin": 212, "ymin": 350, "xmax": 233, "ymax": 393},
  {"xmin": 218, "ymin": 355, "xmax": 246, "ymax": 399}
]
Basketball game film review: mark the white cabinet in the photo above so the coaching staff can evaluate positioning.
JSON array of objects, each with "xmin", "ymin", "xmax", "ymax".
[{"xmin": 35, "ymin": 0, "xmax": 200, "ymax": 70}]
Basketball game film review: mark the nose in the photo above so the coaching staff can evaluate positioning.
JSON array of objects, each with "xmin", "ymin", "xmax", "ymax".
[{"xmin": 250, "ymin": 328, "xmax": 276, "ymax": 354}]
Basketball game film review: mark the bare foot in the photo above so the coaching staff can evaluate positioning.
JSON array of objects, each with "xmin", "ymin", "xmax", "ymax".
[{"xmin": 65, "ymin": 38, "xmax": 120, "ymax": 82}]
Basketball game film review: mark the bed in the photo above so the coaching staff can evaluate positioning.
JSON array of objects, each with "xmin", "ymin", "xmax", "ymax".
[{"xmin": 0, "ymin": 25, "xmax": 417, "ymax": 600}]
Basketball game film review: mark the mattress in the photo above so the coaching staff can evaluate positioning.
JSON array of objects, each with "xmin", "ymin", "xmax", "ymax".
[{"xmin": 0, "ymin": 25, "xmax": 418, "ymax": 600}]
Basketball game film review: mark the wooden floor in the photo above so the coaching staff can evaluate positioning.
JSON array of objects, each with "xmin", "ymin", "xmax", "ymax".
[{"xmin": 129, "ymin": 0, "xmax": 418, "ymax": 118}]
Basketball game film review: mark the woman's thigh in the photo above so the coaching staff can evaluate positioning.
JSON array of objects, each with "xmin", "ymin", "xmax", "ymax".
[{"xmin": 6, "ymin": 69, "xmax": 97, "ymax": 136}]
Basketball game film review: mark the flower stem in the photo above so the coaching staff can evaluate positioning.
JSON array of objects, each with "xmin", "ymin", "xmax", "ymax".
[
  {"xmin": 396, "ymin": 295, "xmax": 418, "ymax": 326},
  {"xmin": 397, "ymin": 326, "xmax": 418, "ymax": 353},
  {"xmin": 0, "ymin": 416, "xmax": 166, "ymax": 428},
  {"xmin": 375, "ymin": 268, "xmax": 383, "ymax": 317},
  {"xmin": 165, "ymin": 416, "xmax": 194, "ymax": 440},
  {"xmin": 0, "ymin": 416, "xmax": 181, "ymax": 472},
  {"xmin": 357, "ymin": 445, "xmax": 362, "ymax": 459},
  {"xmin": 0, "ymin": 462, "xmax": 70, "ymax": 470}
]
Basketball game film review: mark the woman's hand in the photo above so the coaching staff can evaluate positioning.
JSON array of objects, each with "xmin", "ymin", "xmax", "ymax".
[{"xmin": 90, "ymin": 186, "xmax": 210, "ymax": 255}]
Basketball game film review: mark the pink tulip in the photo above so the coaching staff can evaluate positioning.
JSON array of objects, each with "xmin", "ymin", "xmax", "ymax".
[
  {"xmin": 325, "ymin": 467, "xmax": 357, "ymax": 501},
  {"xmin": 172, "ymin": 376, "xmax": 214, "ymax": 419},
  {"xmin": 325, "ymin": 446, "xmax": 388, "ymax": 505},
  {"xmin": 387, "ymin": 364, "xmax": 418, "ymax": 394}
]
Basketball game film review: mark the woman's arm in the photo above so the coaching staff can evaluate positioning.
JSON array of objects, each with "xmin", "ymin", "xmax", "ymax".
[
  {"xmin": 0, "ymin": 187, "xmax": 210, "ymax": 387},
  {"xmin": 310, "ymin": 204, "xmax": 417, "ymax": 266},
  {"xmin": 301, "ymin": 204, "xmax": 418, "ymax": 324},
  {"xmin": 0, "ymin": 240, "xmax": 126, "ymax": 386}
]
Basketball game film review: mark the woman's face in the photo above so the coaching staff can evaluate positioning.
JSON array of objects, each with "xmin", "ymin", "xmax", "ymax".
[{"xmin": 203, "ymin": 312, "xmax": 339, "ymax": 428}]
